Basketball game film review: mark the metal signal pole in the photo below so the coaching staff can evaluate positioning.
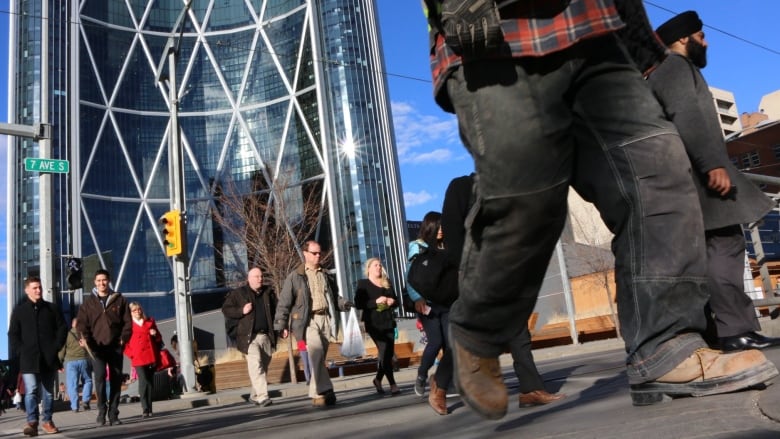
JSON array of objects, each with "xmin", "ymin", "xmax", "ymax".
[{"xmin": 156, "ymin": 0, "xmax": 196, "ymax": 393}]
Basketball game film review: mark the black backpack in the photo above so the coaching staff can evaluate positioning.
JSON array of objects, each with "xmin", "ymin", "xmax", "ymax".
[{"xmin": 407, "ymin": 244, "xmax": 458, "ymax": 306}]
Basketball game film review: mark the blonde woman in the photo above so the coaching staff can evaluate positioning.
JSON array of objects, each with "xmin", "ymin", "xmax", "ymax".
[
  {"xmin": 123, "ymin": 303, "xmax": 162, "ymax": 419},
  {"xmin": 354, "ymin": 258, "xmax": 400, "ymax": 395}
]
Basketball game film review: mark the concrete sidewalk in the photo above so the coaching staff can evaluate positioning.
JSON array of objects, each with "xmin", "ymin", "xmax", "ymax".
[{"xmin": 3, "ymin": 324, "xmax": 780, "ymax": 437}]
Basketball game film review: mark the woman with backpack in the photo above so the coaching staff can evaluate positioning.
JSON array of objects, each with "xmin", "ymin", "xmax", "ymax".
[{"xmin": 406, "ymin": 211, "xmax": 458, "ymax": 415}]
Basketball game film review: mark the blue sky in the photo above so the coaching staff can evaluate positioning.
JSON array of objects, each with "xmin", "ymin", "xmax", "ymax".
[{"xmin": 1, "ymin": 1, "xmax": 779, "ymax": 357}]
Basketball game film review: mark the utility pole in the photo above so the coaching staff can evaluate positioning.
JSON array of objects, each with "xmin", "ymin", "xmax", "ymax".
[
  {"xmin": 155, "ymin": 0, "xmax": 197, "ymax": 393},
  {"xmin": 40, "ymin": 1, "xmax": 54, "ymax": 303}
]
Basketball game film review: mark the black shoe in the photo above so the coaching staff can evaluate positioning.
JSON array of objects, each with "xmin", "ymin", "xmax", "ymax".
[
  {"xmin": 109, "ymin": 418, "xmax": 122, "ymax": 426},
  {"xmin": 81, "ymin": 402, "xmax": 91, "ymax": 411},
  {"xmin": 720, "ymin": 332, "xmax": 780, "ymax": 351},
  {"xmin": 96, "ymin": 413, "xmax": 106, "ymax": 426},
  {"xmin": 414, "ymin": 375, "xmax": 426, "ymax": 397},
  {"xmin": 323, "ymin": 390, "xmax": 337, "ymax": 406}
]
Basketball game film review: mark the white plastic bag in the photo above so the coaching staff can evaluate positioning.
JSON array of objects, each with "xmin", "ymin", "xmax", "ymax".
[{"xmin": 340, "ymin": 308, "xmax": 366, "ymax": 358}]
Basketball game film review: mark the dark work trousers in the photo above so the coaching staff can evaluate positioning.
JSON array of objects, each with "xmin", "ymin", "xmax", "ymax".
[
  {"xmin": 706, "ymin": 225, "xmax": 760, "ymax": 338},
  {"xmin": 368, "ymin": 328, "xmax": 397, "ymax": 385},
  {"xmin": 91, "ymin": 345, "xmax": 124, "ymax": 420},
  {"xmin": 447, "ymin": 34, "xmax": 711, "ymax": 385},
  {"xmin": 508, "ymin": 327, "xmax": 545, "ymax": 393},
  {"xmin": 417, "ymin": 304, "xmax": 449, "ymax": 381},
  {"xmin": 135, "ymin": 363, "xmax": 156, "ymax": 414}
]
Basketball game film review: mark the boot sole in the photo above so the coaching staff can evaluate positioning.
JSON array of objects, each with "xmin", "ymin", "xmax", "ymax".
[{"xmin": 629, "ymin": 358, "xmax": 779, "ymax": 406}]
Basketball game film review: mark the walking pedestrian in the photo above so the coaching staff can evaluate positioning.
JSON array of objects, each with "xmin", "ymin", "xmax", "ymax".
[
  {"xmin": 124, "ymin": 302, "xmax": 162, "ymax": 418},
  {"xmin": 77, "ymin": 269, "xmax": 132, "ymax": 426},
  {"xmin": 58, "ymin": 318, "xmax": 94, "ymax": 412},
  {"xmin": 421, "ymin": 0, "xmax": 778, "ymax": 419},
  {"xmin": 355, "ymin": 258, "xmax": 400, "ymax": 395},
  {"xmin": 9, "ymin": 276, "xmax": 68, "ymax": 436}
]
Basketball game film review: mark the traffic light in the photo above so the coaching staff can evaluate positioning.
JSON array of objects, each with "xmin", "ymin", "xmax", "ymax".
[
  {"xmin": 66, "ymin": 257, "xmax": 82, "ymax": 290},
  {"xmin": 160, "ymin": 210, "xmax": 183, "ymax": 257}
]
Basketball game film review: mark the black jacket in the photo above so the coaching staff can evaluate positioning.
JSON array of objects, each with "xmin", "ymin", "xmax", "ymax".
[
  {"xmin": 9, "ymin": 298, "xmax": 68, "ymax": 373},
  {"xmin": 222, "ymin": 285, "xmax": 277, "ymax": 354},
  {"xmin": 354, "ymin": 279, "xmax": 397, "ymax": 332}
]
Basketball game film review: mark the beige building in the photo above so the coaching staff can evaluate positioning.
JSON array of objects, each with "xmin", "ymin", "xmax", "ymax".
[
  {"xmin": 710, "ymin": 86, "xmax": 742, "ymax": 138},
  {"xmin": 758, "ymin": 90, "xmax": 780, "ymax": 121}
]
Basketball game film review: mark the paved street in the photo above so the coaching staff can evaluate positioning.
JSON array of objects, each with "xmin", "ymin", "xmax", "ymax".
[{"xmin": 3, "ymin": 338, "xmax": 780, "ymax": 438}]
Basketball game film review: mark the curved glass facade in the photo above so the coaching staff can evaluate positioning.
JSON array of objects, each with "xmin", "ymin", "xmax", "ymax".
[{"xmin": 9, "ymin": 0, "xmax": 407, "ymax": 322}]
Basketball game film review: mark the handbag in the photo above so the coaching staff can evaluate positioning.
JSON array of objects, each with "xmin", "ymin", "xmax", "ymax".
[
  {"xmin": 340, "ymin": 308, "xmax": 366, "ymax": 358},
  {"xmin": 156, "ymin": 348, "xmax": 177, "ymax": 372}
]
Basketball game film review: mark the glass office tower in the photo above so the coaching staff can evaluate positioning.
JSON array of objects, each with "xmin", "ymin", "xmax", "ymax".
[{"xmin": 7, "ymin": 0, "xmax": 408, "ymax": 322}]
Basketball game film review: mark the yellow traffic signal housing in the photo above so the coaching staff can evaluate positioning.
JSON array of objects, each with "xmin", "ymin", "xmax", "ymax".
[{"xmin": 160, "ymin": 210, "xmax": 183, "ymax": 257}]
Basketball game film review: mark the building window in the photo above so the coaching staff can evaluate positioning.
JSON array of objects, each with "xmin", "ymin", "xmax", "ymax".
[
  {"xmin": 740, "ymin": 150, "xmax": 760, "ymax": 168},
  {"xmin": 773, "ymin": 144, "xmax": 780, "ymax": 160}
]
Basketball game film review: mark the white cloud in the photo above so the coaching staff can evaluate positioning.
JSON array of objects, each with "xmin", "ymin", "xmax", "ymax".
[
  {"xmin": 404, "ymin": 190, "xmax": 434, "ymax": 207},
  {"xmin": 391, "ymin": 101, "xmax": 459, "ymax": 162},
  {"xmin": 404, "ymin": 148, "xmax": 452, "ymax": 164}
]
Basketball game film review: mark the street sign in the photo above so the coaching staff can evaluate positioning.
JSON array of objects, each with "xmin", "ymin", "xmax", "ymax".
[{"xmin": 24, "ymin": 157, "xmax": 70, "ymax": 174}]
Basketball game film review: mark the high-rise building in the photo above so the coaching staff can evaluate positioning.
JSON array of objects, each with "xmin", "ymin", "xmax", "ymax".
[{"xmin": 7, "ymin": 1, "xmax": 408, "ymax": 323}]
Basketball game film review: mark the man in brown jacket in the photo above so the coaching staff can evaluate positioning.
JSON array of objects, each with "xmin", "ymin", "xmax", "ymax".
[{"xmin": 77, "ymin": 269, "xmax": 132, "ymax": 426}]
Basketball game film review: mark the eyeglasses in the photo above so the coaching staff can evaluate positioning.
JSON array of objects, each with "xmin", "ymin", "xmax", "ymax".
[
  {"xmin": 306, "ymin": 250, "xmax": 321, "ymax": 256},
  {"xmin": 131, "ymin": 309, "xmax": 142, "ymax": 313}
]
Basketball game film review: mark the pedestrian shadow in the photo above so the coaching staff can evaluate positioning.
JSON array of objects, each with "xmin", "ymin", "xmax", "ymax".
[{"xmin": 493, "ymin": 366, "xmax": 628, "ymax": 433}]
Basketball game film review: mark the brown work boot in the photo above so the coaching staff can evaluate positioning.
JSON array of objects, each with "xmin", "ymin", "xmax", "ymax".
[
  {"xmin": 428, "ymin": 379, "xmax": 448, "ymax": 415},
  {"xmin": 630, "ymin": 348, "xmax": 779, "ymax": 406},
  {"xmin": 311, "ymin": 396, "xmax": 325, "ymax": 407},
  {"xmin": 518, "ymin": 390, "xmax": 566, "ymax": 407},
  {"xmin": 23, "ymin": 422, "xmax": 38, "ymax": 437},
  {"xmin": 40, "ymin": 421, "xmax": 59, "ymax": 434},
  {"xmin": 450, "ymin": 332, "xmax": 507, "ymax": 420}
]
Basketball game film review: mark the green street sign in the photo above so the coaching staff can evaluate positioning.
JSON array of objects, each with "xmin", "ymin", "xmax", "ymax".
[{"xmin": 24, "ymin": 157, "xmax": 70, "ymax": 174}]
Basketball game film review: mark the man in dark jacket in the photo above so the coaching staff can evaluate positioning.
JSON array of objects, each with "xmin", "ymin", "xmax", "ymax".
[
  {"xmin": 648, "ymin": 11, "xmax": 779, "ymax": 352},
  {"xmin": 9, "ymin": 276, "xmax": 68, "ymax": 436},
  {"xmin": 274, "ymin": 240, "xmax": 351, "ymax": 407},
  {"xmin": 222, "ymin": 267, "xmax": 277, "ymax": 407},
  {"xmin": 76, "ymin": 269, "xmax": 132, "ymax": 426}
]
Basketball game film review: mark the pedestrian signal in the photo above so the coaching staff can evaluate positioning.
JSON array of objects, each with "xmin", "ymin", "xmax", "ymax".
[{"xmin": 66, "ymin": 257, "xmax": 82, "ymax": 290}]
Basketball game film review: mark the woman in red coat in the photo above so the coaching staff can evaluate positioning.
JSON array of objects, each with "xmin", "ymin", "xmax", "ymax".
[{"xmin": 124, "ymin": 302, "xmax": 161, "ymax": 418}]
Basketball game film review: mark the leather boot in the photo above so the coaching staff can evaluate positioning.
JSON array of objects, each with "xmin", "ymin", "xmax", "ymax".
[
  {"xmin": 630, "ymin": 348, "xmax": 779, "ymax": 405},
  {"xmin": 450, "ymin": 331, "xmax": 507, "ymax": 419},
  {"xmin": 428, "ymin": 379, "xmax": 448, "ymax": 415}
]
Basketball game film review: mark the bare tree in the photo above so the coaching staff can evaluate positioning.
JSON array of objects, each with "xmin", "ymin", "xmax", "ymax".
[
  {"xmin": 208, "ymin": 170, "xmax": 328, "ymax": 383},
  {"xmin": 567, "ymin": 191, "xmax": 621, "ymax": 338}
]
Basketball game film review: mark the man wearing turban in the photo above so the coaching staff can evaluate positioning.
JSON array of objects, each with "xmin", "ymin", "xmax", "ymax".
[{"xmin": 649, "ymin": 11, "xmax": 780, "ymax": 352}]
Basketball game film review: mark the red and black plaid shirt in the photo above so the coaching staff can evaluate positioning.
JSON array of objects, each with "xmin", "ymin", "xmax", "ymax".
[{"xmin": 424, "ymin": 0, "xmax": 625, "ymax": 111}]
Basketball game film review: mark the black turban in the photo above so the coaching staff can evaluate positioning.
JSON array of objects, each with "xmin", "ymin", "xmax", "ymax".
[{"xmin": 655, "ymin": 11, "xmax": 703, "ymax": 46}]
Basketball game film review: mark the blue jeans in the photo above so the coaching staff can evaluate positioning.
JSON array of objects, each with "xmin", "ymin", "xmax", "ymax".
[
  {"xmin": 22, "ymin": 371, "xmax": 56, "ymax": 423},
  {"xmin": 66, "ymin": 359, "xmax": 93, "ymax": 410},
  {"xmin": 447, "ymin": 34, "xmax": 709, "ymax": 384},
  {"xmin": 417, "ymin": 305, "xmax": 449, "ymax": 380}
]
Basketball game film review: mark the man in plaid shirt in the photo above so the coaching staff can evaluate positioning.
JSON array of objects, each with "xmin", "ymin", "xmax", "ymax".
[{"xmin": 423, "ymin": 0, "xmax": 778, "ymax": 420}]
